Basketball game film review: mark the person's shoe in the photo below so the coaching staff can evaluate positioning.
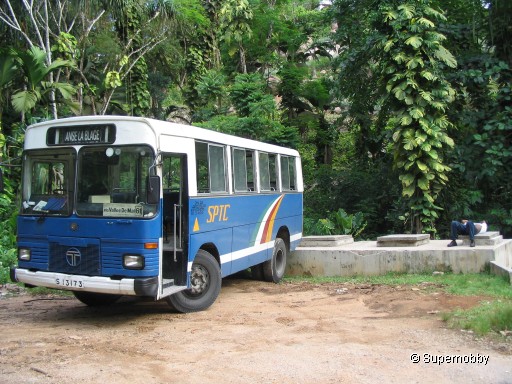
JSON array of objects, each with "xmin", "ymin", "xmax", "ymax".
[
  {"xmin": 447, "ymin": 240, "xmax": 457, "ymax": 247},
  {"xmin": 470, "ymin": 240, "xmax": 475, "ymax": 247}
]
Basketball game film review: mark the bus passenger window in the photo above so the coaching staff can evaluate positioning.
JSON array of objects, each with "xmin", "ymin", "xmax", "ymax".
[
  {"xmin": 232, "ymin": 148, "xmax": 248, "ymax": 192},
  {"xmin": 195, "ymin": 142, "xmax": 209, "ymax": 193},
  {"xmin": 280, "ymin": 156, "xmax": 296, "ymax": 191},
  {"xmin": 232, "ymin": 148, "xmax": 255, "ymax": 192},
  {"xmin": 259, "ymin": 152, "xmax": 270, "ymax": 191},
  {"xmin": 209, "ymin": 144, "xmax": 226, "ymax": 193},
  {"xmin": 196, "ymin": 141, "xmax": 227, "ymax": 194}
]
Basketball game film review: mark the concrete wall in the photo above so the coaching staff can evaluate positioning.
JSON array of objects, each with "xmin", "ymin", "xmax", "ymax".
[{"xmin": 287, "ymin": 239, "xmax": 512, "ymax": 278}]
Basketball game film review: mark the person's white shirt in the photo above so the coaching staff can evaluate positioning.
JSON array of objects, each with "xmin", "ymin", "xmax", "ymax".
[{"xmin": 476, "ymin": 221, "xmax": 487, "ymax": 234}]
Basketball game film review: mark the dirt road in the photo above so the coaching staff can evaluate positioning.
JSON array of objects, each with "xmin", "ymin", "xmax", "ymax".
[{"xmin": 0, "ymin": 278, "xmax": 511, "ymax": 384}]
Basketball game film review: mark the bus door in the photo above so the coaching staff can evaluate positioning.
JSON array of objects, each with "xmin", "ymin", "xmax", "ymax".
[{"xmin": 160, "ymin": 153, "xmax": 188, "ymax": 297}]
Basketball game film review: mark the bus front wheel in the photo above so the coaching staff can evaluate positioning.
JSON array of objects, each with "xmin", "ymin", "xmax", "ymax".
[
  {"xmin": 262, "ymin": 237, "xmax": 287, "ymax": 283},
  {"xmin": 73, "ymin": 291, "xmax": 121, "ymax": 306},
  {"xmin": 166, "ymin": 250, "xmax": 221, "ymax": 313}
]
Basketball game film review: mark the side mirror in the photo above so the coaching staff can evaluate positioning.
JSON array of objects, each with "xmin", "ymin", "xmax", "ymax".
[{"xmin": 147, "ymin": 175, "xmax": 160, "ymax": 204}]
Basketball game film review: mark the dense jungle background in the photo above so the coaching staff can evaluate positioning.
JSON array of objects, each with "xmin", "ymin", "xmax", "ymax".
[{"xmin": 0, "ymin": 0, "xmax": 511, "ymax": 282}]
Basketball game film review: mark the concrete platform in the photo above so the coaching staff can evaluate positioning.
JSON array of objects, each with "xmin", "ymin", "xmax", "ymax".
[{"xmin": 287, "ymin": 235, "xmax": 512, "ymax": 284}]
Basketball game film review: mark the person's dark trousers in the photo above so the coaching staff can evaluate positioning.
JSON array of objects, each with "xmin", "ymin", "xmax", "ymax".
[{"xmin": 450, "ymin": 220, "xmax": 477, "ymax": 240}]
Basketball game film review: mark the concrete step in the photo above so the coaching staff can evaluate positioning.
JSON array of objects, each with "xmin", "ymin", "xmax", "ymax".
[
  {"xmin": 460, "ymin": 231, "xmax": 503, "ymax": 246},
  {"xmin": 299, "ymin": 235, "xmax": 354, "ymax": 247},
  {"xmin": 377, "ymin": 234, "xmax": 430, "ymax": 247}
]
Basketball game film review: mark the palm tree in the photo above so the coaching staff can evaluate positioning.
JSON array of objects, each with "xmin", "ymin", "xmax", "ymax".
[{"xmin": 11, "ymin": 46, "xmax": 76, "ymax": 121}]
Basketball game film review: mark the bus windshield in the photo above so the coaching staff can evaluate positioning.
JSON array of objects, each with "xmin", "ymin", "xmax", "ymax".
[
  {"xmin": 20, "ymin": 145, "xmax": 158, "ymax": 218},
  {"xmin": 76, "ymin": 145, "xmax": 157, "ymax": 218}
]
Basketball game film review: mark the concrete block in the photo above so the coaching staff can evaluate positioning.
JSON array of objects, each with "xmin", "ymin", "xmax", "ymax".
[
  {"xmin": 460, "ymin": 231, "xmax": 503, "ymax": 246},
  {"xmin": 377, "ymin": 234, "xmax": 430, "ymax": 247},
  {"xmin": 299, "ymin": 235, "xmax": 354, "ymax": 247}
]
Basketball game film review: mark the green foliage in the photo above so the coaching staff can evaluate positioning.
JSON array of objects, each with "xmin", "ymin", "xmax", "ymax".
[
  {"xmin": 304, "ymin": 208, "xmax": 367, "ymax": 239},
  {"xmin": 1, "ymin": 0, "xmax": 511, "ymax": 242},
  {"xmin": 196, "ymin": 69, "xmax": 227, "ymax": 112},
  {"xmin": 10, "ymin": 46, "xmax": 76, "ymax": 114},
  {"xmin": 0, "ymin": 177, "xmax": 18, "ymax": 284},
  {"xmin": 219, "ymin": 0, "xmax": 253, "ymax": 44},
  {"xmin": 52, "ymin": 32, "xmax": 78, "ymax": 61},
  {"xmin": 378, "ymin": 1, "xmax": 457, "ymax": 235},
  {"xmin": 229, "ymin": 73, "xmax": 269, "ymax": 117}
]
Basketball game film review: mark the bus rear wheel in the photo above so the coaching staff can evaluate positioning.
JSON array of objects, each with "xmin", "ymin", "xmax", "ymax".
[
  {"xmin": 73, "ymin": 291, "xmax": 121, "ymax": 306},
  {"xmin": 262, "ymin": 237, "xmax": 287, "ymax": 283},
  {"xmin": 166, "ymin": 250, "xmax": 221, "ymax": 313}
]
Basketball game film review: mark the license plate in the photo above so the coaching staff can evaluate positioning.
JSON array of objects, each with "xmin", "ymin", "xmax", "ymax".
[{"xmin": 55, "ymin": 277, "xmax": 84, "ymax": 289}]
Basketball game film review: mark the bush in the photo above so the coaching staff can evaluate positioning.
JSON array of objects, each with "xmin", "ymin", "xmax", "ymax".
[
  {"xmin": 0, "ymin": 177, "xmax": 18, "ymax": 284},
  {"xmin": 304, "ymin": 208, "xmax": 367, "ymax": 239}
]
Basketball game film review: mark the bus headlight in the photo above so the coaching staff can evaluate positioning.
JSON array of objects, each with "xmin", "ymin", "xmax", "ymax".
[
  {"xmin": 18, "ymin": 248, "xmax": 31, "ymax": 261},
  {"xmin": 123, "ymin": 255, "xmax": 145, "ymax": 270}
]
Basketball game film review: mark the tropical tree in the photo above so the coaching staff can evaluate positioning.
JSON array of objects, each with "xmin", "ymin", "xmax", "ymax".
[
  {"xmin": 11, "ymin": 46, "xmax": 76, "ymax": 120},
  {"xmin": 219, "ymin": 0, "xmax": 253, "ymax": 73}
]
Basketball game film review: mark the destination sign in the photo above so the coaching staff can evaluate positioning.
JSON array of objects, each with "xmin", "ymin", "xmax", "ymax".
[{"xmin": 47, "ymin": 124, "xmax": 116, "ymax": 145}]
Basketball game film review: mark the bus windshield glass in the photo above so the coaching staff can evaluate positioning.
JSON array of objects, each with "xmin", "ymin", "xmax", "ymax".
[
  {"xmin": 21, "ymin": 149, "xmax": 74, "ymax": 216},
  {"xmin": 76, "ymin": 145, "xmax": 157, "ymax": 218}
]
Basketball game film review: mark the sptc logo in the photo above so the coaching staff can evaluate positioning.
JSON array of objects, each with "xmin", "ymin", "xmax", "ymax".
[{"xmin": 66, "ymin": 247, "xmax": 82, "ymax": 267}]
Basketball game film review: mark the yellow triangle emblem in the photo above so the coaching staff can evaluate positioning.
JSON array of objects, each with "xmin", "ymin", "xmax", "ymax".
[{"xmin": 193, "ymin": 218, "xmax": 200, "ymax": 232}]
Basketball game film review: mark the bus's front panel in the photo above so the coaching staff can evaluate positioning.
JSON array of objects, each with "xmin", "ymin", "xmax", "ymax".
[{"xmin": 15, "ymin": 142, "xmax": 162, "ymax": 296}]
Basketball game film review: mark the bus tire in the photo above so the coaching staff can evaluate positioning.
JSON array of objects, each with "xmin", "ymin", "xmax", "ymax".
[
  {"xmin": 166, "ymin": 249, "xmax": 221, "ymax": 313},
  {"xmin": 262, "ymin": 238, "xmax": 287, "ymax": 283},
  {"xmin": 73, "ymin": 291, "xmax": 121, "ymax": 306}
]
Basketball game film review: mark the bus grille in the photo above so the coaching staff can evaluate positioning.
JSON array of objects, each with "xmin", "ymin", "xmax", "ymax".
[{"xmin": 49, "ymin": 243, "xmax": 100, "ymax": 275}]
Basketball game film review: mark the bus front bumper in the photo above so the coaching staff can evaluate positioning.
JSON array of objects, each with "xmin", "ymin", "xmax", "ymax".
[{"xmin": 11, "ymin": 268, "xmax": 158, "ymax": 297}]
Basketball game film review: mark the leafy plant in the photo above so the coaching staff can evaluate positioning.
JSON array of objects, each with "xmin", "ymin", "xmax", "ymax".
[
  {"xmin": 0, "ymin": 176, "xmax": 18, "ymax": 284},
  {"xmin": 305, "ymin": 208, "xmax": 367, "ymax": 239},
  {"xmin": 378, "ymin": 1, "xmax": 457, "ymax": 236}
]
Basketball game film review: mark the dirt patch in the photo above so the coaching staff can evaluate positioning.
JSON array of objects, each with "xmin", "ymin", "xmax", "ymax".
[{"xmin": 0, "ymin": 278, "xmax": 511, "ymax": 384}]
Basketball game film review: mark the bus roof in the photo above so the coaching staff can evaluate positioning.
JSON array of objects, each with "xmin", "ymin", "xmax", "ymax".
[{"xmin": 26, "ymin": 116, "xmax": 300, "ymax": 157}]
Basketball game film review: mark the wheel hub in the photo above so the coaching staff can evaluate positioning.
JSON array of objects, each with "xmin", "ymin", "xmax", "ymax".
[{"xmin": 189, "ymin": 264, "xmax": 209, "ymax": 294}]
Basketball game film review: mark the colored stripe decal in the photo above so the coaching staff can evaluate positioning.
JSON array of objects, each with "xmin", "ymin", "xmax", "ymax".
[
  {"xmin": 260, "ymin": 195, "xmax": 284, "ymax": 244},
  {"xmin": 251, "ymin": 194, "xmax": 285, "ymax": 246}
]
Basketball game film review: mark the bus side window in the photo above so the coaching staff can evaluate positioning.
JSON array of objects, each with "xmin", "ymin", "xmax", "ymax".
[
  {"xmin": 259, "ymin": 152, "xmax": 271, "ymax": 191},
  {"xmin": 232, "ymin": 148, "xmax": 248, "ymax": 192},
  {"xmin": 196, "ymin": 142, "xmax": 209, "ymax": 193},
  {"xmin": 280, "ymin": 156, "xmax": 296, "ymax": 191},
  {"xmin": 196, "ymin": 141, "xmax": 227, "ymax": 194},
  {"xmin": 233, "ymin": 148, "xmax": 255, "ymax": 192}
]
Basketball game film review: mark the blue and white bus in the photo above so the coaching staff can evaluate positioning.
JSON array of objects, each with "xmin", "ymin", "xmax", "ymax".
[{"xmin": 11, "ymin": 116, "xmax": 303, "ymax": 312}]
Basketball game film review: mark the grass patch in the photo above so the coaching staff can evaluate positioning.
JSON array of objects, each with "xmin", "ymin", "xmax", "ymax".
[{"xmin": 442, "ymin": 300, "xmax": 512, "ymax": 336}]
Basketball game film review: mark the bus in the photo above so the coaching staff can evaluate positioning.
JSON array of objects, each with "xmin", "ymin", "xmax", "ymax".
[{"xmin": 10, "ymin": 116, "xmax": 303, "ymax": 312}]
